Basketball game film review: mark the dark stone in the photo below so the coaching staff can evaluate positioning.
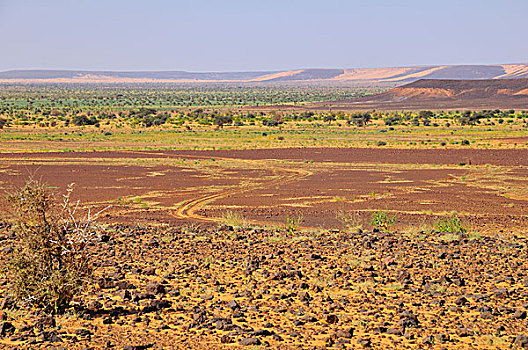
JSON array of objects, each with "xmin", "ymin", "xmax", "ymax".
[
  {"xmin": 514, "ymin": 335, "xmax": 528, "ymax": 348},
  {"xmin": 397, "ymin": 270, "xmax": 412, "ymax": 284},
  {"xmin": 41, "ymin": 331, "xmax": 62, "ymax": 343},
  {"xmin": 357, "ymin": 337, "xmax": 372, "ymax": 347},
  {"xmin": 250, "ymin": 329, "xmax": 273, "ymax": 336},
  {"xmin": 239, "ymin": 337, "xmax": 261, "ymax": 346},
  {"xmin": 387, "ymin": 327, "xmax": 403, "ymax": 335},
  {"xmin": 74, "ymin": 328, "xmax": 92, "ymax": 337},
  {"xmin": 98, "ymin": 278, "xmax": 115, "ymax": 289},
  {"xmin": 220, "ymin": 335, "xmax": 233, "ymax": 344},
  {"xmin": 398, "ymin": 311, "xmax": 419, "ymax": 328},
  {"xmin": 372, "ymin": 326, "xmax": 387, "ymax": 333},
  {"xmin": 0, "ymin": 322, "xmax": 15, "ymax": 337},
  {"xmin": 480, "ymin": 311, "xmax": 494, "ymax": 320},
  {"xmin": 227, "ymin": 300, "xmax": 240, "ymax": 310},
  {"xmin": 116, "ymin": 281, "xmax": 136, "ymax": 290},
  {"xmin": 514, "ymin": 310, "xmax": 527, "ymax": 319},
  {"xmin": 326, "ymin": 314, "xmax": 339, "ymax": 324},
  {"xmin": 493, "ymin": 288, "xmax": 509, "ymax": 298},
  {"xmin": 143, "ymin": 299, "xmax": 171, "ymax": 313},
  {"xmin": 120, "ymin": 290, "xmax": 132, "ymax": 300},
  {"xmin": 455, "ymin": 296, "xmax": 468, "ymax": 306},
  {"xmin": 436, "ymin": 333, "xmax": 450, "ymax": 343},
  {"xmin": 422, "ymin": 335, "xmax": 435, "ymax": 345},
  {"xmin": 143, "ymin": 268, "xmax": 156, "ymax": 276},
  {"xmin": 336, "ymin": 327, "xmax": 354, "ymax": 338},
  {"xmin": 123, "ymin": 345, "xmax": 153, "ymax": 350},
  {"xmin": 300, "ymin": 314, "xmax": 317, "ymax": 322},
  {"xmin": 35, "ymin": 315, "xmax": 56, "ymax": 329},
  {"xmin": 145, "ymin": 282, "xmax": 165, "ymax": 295}
]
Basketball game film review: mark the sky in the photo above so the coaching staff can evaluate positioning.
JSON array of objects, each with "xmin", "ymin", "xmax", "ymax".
[{"xmin": 0, "ymin": 0, "xmax": 526, "ymax": 72}]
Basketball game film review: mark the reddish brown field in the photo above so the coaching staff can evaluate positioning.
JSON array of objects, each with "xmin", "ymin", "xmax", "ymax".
[{"xmin": 1, "ymin": 148, "xmax": 528, "ymax": 233}]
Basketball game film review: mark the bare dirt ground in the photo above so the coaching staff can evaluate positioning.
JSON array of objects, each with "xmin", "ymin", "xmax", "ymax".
[{"xmin": 1, "ymin": 148, "xmax": 528, "ymax": 233}]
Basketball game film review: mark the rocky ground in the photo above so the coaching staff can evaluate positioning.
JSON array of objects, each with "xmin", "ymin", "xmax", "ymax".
[{"xmin": 1, "ymin": 224, "xmax": 528, "ymax": 349}]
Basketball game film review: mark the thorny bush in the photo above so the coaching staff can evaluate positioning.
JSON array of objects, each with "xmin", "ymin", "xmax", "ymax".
[{"xmin": 5, "ymin": 178, "xmax": 104, "ymax": 314}]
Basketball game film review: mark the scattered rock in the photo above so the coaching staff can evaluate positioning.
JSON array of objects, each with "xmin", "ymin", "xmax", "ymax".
[
  {"xmin": 514, "ymin": 335, "xmax": 528, "ymax": 348},
  {"xmin": 0, "ymin": 322, "xmax": 15, "ymax": 337},
  {"xmin": 326, "ymin": 314, "xmax": 339, "ymax": 324},
  {"xmin": 145, "ymin": 282, "xmax": 165, "ymax": 295},
  {"xmin": 74, "ymin": 328, "xmax": 93, "ymax": 337},
  {"xmin": 336, "ymin": 327, "xmax": 354, "ymax": 338},
  {"xmin": 239, "ymin": 337, "xmax": 261, "ymax": 346}
]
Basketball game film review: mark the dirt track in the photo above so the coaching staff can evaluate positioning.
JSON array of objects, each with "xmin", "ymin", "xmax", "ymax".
[{"xmin": 1, "ymin": 148, "xmax": 528, "ymax": 233}]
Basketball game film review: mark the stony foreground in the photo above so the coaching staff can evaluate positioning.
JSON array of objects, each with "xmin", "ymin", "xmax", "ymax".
[{"xmin": 1, "ymin": 225, "xmax": 528, "ymax": 349}]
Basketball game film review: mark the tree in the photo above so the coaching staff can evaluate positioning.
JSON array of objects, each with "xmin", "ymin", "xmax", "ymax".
[
  {"xmin": 419, "ymin": 110, "xmax": 435, "ymax": 119},
  {"xmin": 73, "ymin": 115, "xmax": 99, "ymax": 126},
  {"xmin": 213, "ymin": 115, "xmax": 233, "ymax": 128},
  {"xmin": 324, "ymin": 113, "xmax": 336, "ymax": 124},
  {"xmin": 349, "ymin": 112, "xmax": 371, "ymax": 127}
]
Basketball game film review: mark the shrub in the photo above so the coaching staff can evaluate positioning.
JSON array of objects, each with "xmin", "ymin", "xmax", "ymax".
[
  {"xmin": 262, "ymin": 118, "xmax": 282, "ymax": 127},
  {"xmin": 370, "ymin": 210, "xmax": 396, "ymax": 232},
  {"xmin": 72, "ymin": 115, "xmax": 99, "ymax": 126},
  {"xmin": 5, "ymin": 179, "xmax": 103, "ymax": 314},
  {"xmin": 285, "ymin": 214, "xmax": 303, "ymax": 234},
  {"xmin": 221, "ymin": 210, "xmax": 248, "ymax": 229},
  {"xmin": 434, "ymin": 213, "xmax": 466, "ymax": 233},
  {"xmin": 336, "ymin": 210, "xmax": 362, "ymax": 231}
]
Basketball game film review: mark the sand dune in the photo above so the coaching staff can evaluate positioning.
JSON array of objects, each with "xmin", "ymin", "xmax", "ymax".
[{"xmin": 0, "ymin": 64, "xmax": 527, "ymax": 84}]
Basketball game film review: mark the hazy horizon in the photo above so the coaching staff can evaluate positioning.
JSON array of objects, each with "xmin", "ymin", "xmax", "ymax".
[
  {"xmin": 2, "ymin": 62, "xmax": 528, "ymax": 74},
  {"xmin": 1, "ymin": 0, "xmax": 527, "ymax": 72}
]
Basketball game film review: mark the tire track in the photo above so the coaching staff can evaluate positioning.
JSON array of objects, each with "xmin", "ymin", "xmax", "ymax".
[{"xmin": 121, "ymin": 150, "xmax": 313, "ymax": 225}]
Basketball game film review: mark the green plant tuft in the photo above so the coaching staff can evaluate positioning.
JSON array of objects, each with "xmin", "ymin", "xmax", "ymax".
[
  {"xmin": 285, "ymin": 214, "xmax": 303, "ymax": 234},
  {"xmin": 434, "ymin": 213, "xmax": 466, "ymax": 233},
  {"xmin": 370, "ymin": 210, "xmax": 396, "ymax": 232}
]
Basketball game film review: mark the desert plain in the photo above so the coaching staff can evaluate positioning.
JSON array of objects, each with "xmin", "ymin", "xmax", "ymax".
[{"xmin": 0, "ymin": 80, "xmax": 528, "ymax": 349}]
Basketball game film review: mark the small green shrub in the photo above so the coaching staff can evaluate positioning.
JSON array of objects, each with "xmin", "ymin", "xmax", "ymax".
[
  {"xmin": 285, "ymin": 214, "xmax": 303, "ymax": 234},
  {"xmin": 370, "ymin": 210, "xmax": 396, "ymax": 232},
  {"xmin": 434, "ymin": 213, "xmax": 466, "ymax": 233}
]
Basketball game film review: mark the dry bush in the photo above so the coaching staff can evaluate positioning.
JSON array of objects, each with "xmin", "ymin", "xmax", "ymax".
[
  {"xmin": 220, "ymin": 210, "xmax": 248, "ymax": 229},
  {"xmin": 336, "ymin": 210, "xmax": 363, "ymax": 231},
  {"xmin": 5, "ymin": 178, "xmax": 103, "ymax": 314}
]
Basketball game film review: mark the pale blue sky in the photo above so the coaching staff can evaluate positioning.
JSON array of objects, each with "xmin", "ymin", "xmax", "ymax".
[{"xmin": 0, "ymin": 0, "xmax": 526, "ymax": 71}]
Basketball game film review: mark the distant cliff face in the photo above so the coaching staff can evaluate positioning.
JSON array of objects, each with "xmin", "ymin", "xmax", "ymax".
[
  {"xmin": 311, "ymin": 78, "xmax": 528, "ymax": 110},
  {"xmin": 387, "ymin": 78, "xmax": 528, "ymax": 99}
]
